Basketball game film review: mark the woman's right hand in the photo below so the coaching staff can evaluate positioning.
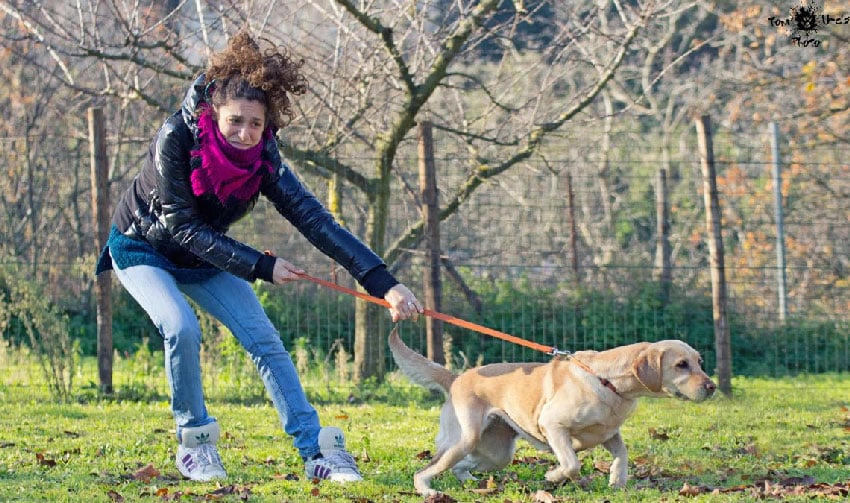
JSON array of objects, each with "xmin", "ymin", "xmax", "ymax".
[
  {"xmin": 384, "ymin": 283, "xmax": 422, "ymax": 322},
  {"xmin": 272, "ymin": 257, "xmax": 305, "ymax": 284}
]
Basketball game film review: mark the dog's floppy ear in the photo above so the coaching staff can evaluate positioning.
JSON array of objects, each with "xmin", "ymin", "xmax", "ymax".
[{"xmin": 633, "ymin": 347, "xmax": 664, "ymax": 392}]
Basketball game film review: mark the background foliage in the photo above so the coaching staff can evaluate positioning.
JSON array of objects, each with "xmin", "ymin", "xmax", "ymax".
[{"xmin": 0, "ymin": 0, "xmax": 849, "ymax": 390}]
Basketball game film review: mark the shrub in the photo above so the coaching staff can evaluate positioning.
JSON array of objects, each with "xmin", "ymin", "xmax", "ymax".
[{"xmin": 0, "ymin": 264, "xmax": 78, "ymax": 401}]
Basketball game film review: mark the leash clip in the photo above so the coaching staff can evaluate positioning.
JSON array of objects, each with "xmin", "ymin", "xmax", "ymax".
[{"xmin": 548, "ymin": 347, "xmax": 573, "ymax": 357}]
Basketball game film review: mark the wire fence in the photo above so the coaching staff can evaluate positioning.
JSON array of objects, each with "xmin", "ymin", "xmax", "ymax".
[{"xmin": 2, "ymin": 121, "xmax": 850, "ymax": 384}]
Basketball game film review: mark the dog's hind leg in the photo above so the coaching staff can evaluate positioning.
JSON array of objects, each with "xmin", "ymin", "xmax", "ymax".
[
  {"xmin": 602, "ymin": 431, "xmax": 628, "ymax": 488},
  {"xmin": 415, "ymin": 440, "xmax": 477, "ymax": 496},
  {"xmin": 456, "ymin": 417, "xmax": 518, "ymax": 477},
  {"xmin": 414, "ymin": 401, "xmax": 484, "ymax": 496}
]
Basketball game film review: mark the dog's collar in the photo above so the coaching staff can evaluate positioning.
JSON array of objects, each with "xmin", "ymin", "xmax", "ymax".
[{"xmin": 567, "ymin": 357, "xmax": 620, "ymax": 396}]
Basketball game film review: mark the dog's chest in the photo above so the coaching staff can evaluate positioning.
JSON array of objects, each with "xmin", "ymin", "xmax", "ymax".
[
  {"xmin": 568, "ymin": 425, "xmax": 619, "ymax": 450},
  {"xmin": 544, "ymin": 397, "xmax": 637, "ymax": 450}
]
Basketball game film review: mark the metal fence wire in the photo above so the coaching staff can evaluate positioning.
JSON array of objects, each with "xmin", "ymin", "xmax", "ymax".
[{"xmin": 1, "ymin": 123, "xmax": 849, "ymax": 378}]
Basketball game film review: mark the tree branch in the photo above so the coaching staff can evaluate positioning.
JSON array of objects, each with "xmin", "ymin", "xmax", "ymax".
[{"xmin": 383, "ymin": 9, "xmax": 644, "ymax": 265}]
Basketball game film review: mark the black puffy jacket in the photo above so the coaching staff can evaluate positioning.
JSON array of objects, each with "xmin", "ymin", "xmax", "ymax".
[{"xmin": 99, "ymin": 74, "xmax": 393, "ymax": 292}]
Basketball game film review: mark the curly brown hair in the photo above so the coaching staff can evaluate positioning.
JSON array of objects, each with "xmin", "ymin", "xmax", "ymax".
[{"xmin": 206, "ymin": 30, "xmax": 306, "ymax": 127}]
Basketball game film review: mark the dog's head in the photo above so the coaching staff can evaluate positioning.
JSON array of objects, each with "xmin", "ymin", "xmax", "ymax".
[{"xmin": 632, "ymin": 340, "xmax": 716, "ymax": 401}]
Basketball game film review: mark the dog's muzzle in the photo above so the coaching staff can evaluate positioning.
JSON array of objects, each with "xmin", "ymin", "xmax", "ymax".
[{"xmin": 671, "ymin": 379, "xmax": 716, "ymax": 401}]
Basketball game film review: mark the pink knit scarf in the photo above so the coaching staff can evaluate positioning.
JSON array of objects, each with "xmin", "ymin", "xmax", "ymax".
[{"xmin": 190, "ymin": 107, "xmax": 274, "ymax": 204}]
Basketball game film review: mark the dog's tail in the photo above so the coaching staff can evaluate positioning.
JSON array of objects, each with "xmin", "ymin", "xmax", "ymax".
[{"xmin": 388, "ymin": 326, "xmax": 456, "ymax": 394}]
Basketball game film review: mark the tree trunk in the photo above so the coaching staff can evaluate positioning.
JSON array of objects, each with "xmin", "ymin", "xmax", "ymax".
[
  {"xmin": 89, "ymin": 107, "xmax": 113, "ymax": 395},
  {"xmin": 419, "ymin": 121, "xmax": 444, "ymax": 364},
  {"xmin": 353, "ymin": 157, "xmax": 391, "ymax": 382},
  {"xmin": 353, "ymin": 295, "xmax": 384, "ymax": 382}
]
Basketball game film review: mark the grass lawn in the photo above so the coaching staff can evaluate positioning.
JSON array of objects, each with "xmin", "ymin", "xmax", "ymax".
[{"xmin": 0, "ymin": 355, "xmax": 848, "ymax": 502}]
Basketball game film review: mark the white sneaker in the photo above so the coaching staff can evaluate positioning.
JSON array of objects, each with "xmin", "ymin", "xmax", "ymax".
[
  {"xmin": 304, "ymin": 427, "xmax": 363, "ymax": 482},
  {"xmin": 176, "ymin": 423, "xmax": 226, "ymax": 481},
  {"xmin": 176, "ymin": 443, "xmax": 227, "ymax": 481}
]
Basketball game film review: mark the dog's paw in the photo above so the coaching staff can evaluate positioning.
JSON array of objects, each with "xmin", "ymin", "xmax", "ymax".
[
  {"xmin": 608, "ymin": 477, "xmax": 627, "ymax": 489},
  {"xmin": 544, "ymin": 467, "xmax": 569, "ymax": 483},
  {"xmin": 545, "ymin": 464, "xmax": 582, "ymax": 484},
  {"xmin": 607, "ymin": 462, "xmax": 628, "ymax": 488},
  {"xmin": 415, "ymin": 481, "xmax": 440, "ymax": 498}
]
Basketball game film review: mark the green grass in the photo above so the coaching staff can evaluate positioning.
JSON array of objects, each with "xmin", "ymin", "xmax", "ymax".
[{"xmin": 1, "ymin": 353, "xmax": 849, "ymax": 502}]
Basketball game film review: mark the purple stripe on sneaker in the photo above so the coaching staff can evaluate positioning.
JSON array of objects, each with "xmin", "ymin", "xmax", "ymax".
[
  {"xmin": 182, "ymin": 454, "xmax": 196, "ymax": 472},
  {"xmin": 313, "ymin": 465, "xmax": 330, "ymax": 479}
]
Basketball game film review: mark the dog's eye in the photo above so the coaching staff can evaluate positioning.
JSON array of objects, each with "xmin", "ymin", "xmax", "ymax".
[{"xmin": 675, "ymin": 360, "xmax": 689, "ymax": 370}]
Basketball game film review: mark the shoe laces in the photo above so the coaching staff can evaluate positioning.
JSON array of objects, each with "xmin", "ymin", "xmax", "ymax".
[
  {"xmin": 195, "ymin": 443, "xmax": 222, "ymax": 467},
  {"xmin": 322, "ymin": 450, "xmax": 359, "ymax": 472}
]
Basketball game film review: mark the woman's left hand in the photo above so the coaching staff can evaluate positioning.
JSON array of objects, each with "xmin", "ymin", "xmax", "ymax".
[
  {"xmin": 271, "ymin": 257, "xmax": 305, "ymax": 284},
  {"xmin": 384, "ymin": 284, "xmax": 422, "ymax": 322}
]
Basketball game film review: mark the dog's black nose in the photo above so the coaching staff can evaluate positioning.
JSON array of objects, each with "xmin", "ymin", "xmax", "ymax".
[{"xmin": 704, "ymin": 380, "xmax": 716, "ymax": 395}]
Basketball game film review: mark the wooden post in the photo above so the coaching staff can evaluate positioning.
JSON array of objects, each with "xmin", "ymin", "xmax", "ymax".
[
  {"xmin": 89, "ymin": 107, "xmax": 113, "ymax": 395},
  {"xmin": 418, "ymin": 121, "xmax": 444, "ymax": 364},
  {"xmin": 565, "ymin": 171, "xmax": 582, "ymax": 353},
  {"xmin": 770, "ymin": 122, "xmax": 788, "ymax": 324},
  {"xmin": 695, "ymin": 115, "xmax": 732, "ymax": 396},
  {"xmin": 654, "ymin": 168, "xmax": 671, "ymax": 304},
  {"xmin": 566, "ymin": 172, "xmax": 579, "ymax": 282}
]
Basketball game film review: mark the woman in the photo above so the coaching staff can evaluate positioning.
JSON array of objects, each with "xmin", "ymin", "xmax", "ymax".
[{"xmin": 96, "ymin": 31, "xmax": 422, "ymax": 483}]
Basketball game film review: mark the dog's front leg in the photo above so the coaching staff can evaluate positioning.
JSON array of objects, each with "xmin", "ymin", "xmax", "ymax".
[
  {"xmin": 602, "ymin": 431, "xmax": 628, "ymax": 488},
  {"xmin": 540, "ymin": 426, "xmax": 581, "ymax": 483}
]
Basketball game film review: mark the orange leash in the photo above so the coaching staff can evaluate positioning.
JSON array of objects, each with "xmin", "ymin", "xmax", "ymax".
[{"xmin": 293, "ymin": 271, "xmax": 558, "ymax": 355}]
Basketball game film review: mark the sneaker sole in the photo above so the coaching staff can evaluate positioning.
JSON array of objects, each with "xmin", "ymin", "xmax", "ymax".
[
  {"xmin": 177, "ymin": 457, "xmax": 227, "ymax": 481},
  {"xmin": 328, "ymin": 474, "xmax": 363, "ymax": 482}
]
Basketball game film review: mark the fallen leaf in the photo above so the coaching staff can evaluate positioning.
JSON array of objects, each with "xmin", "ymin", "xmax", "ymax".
[
  {"xmin": 208, "ymin": 484, "xmax": 251, "ymax": 499},
  {"xmin": 470, "ymin": 475, "xmax": 500, "ymax": 495},
  {"xmin": 106, "ymin": 490, "xmax": 124, "ymax": 502},
  {"xmin": 514, "ymin": 455, "xmax": 549, "ymax": 466},
  {"xmin": 679, "ymin": 482, "xmax": 708, "ymax": 496},
  {"xmin": 131, "ymin": 463, "xmax": 160, "ymax": 482},
  {"xmin": 779, "ymin": 475, "xmax": 815, "ymax": 486},
  {"xmin": 533, "ymin": 489, "xmax": 558, "ymax": 502},
  {"xmin": 36, "ymin": 452, "xmax": 56, "ymax": 467},
  {"xmin": 424, "ymin": 493, "xmax": 457, "ymax": 503}
]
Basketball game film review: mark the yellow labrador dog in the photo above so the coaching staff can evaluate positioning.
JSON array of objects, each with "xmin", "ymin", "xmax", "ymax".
[{"xmin": 388, "ymin": 327, "xmax": 716, "ymax": 496}]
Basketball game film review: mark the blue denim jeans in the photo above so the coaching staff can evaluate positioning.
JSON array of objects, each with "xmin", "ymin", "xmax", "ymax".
[{"xmin": 112, "ymin": 260, "xmax": 322, "ymax": 460}]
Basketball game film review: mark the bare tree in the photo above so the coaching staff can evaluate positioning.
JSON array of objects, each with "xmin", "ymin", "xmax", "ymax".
[{"xmin": 2, "ymin": 0, "xmax": 696, "ymax": 380}]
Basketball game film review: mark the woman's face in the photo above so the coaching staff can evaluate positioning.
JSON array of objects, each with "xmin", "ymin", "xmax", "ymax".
[{"xmin": 214, "ymin": 98, "xmax": 266, "ymax": 149}]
